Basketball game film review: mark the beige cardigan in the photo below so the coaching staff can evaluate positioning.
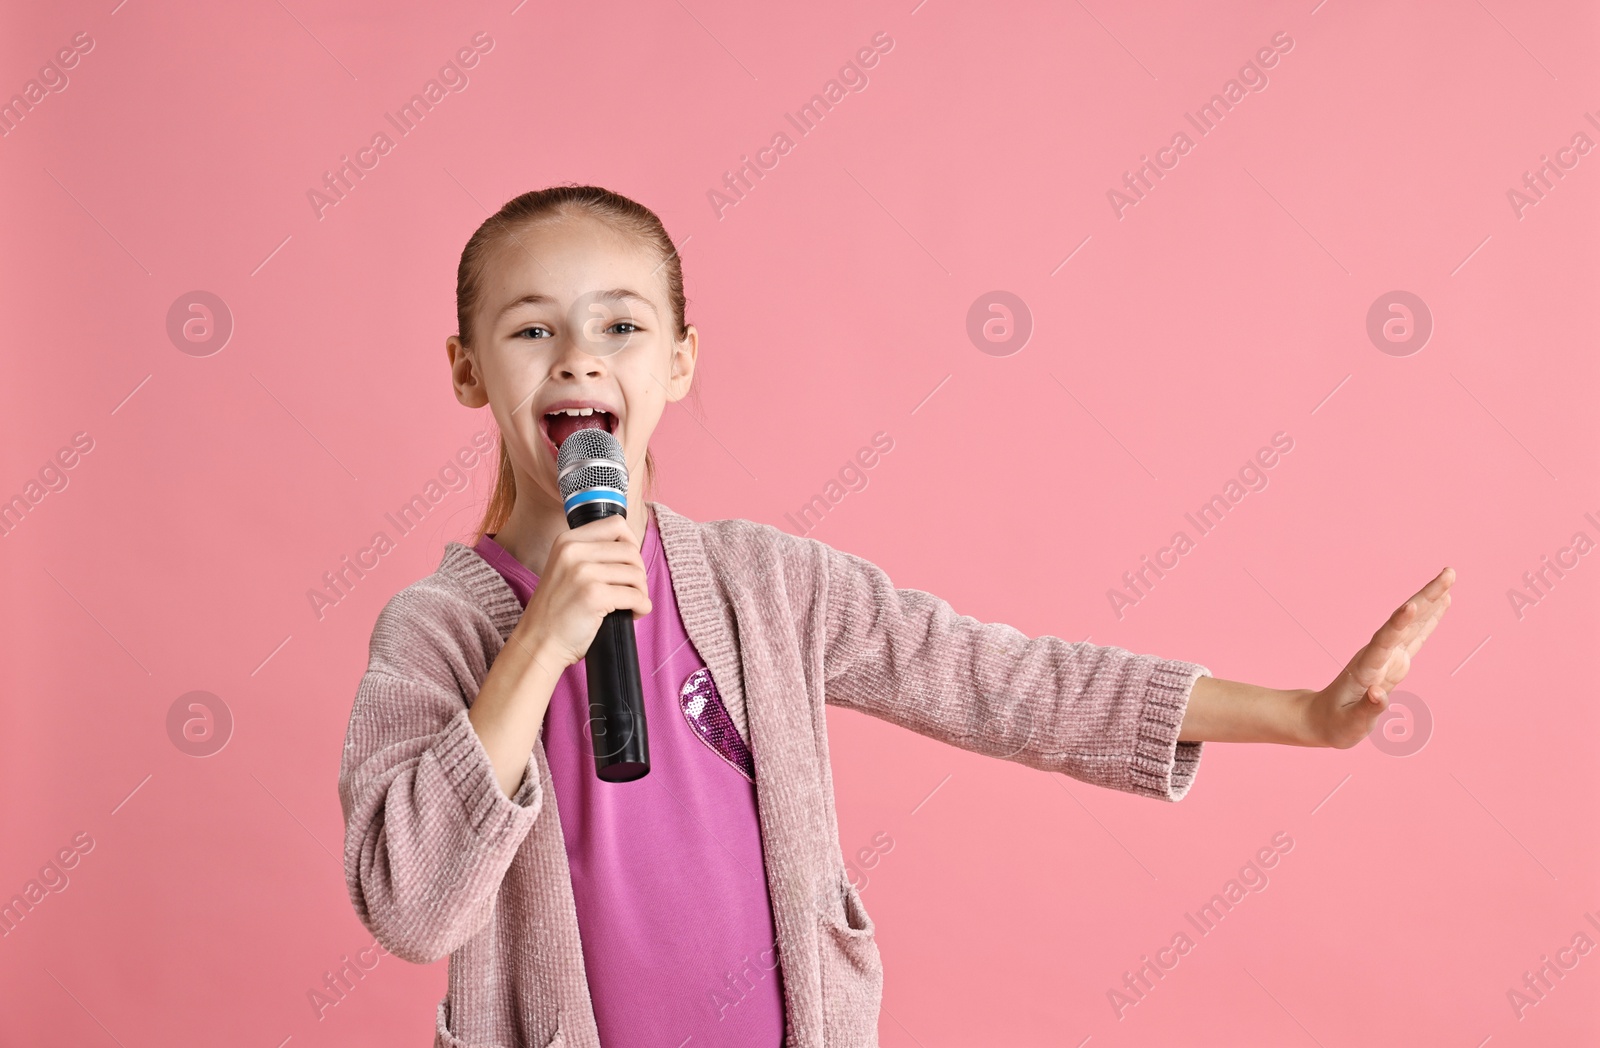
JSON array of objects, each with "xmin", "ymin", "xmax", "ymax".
[{"xmin": 337, "ymin": 500, "xmax": 1210, "ymax": 1047}]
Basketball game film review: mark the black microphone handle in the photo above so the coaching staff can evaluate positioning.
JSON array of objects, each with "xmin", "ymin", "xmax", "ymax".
[
  {"xmin": 563, "ymin": 499, "xmax": 649, "ymax": 782},
  {"xmin": 585, "ymin": 605, "xmax": 649, "ymax": 781}
]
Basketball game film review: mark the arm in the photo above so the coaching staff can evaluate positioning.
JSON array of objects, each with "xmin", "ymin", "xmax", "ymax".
[
  {"xmin": 469, "ymin": 620, "xmax": 569, "ymax": 798},
  {"xmin": 338, "ymin": 591, "xmax": 546, "ymax": 965},
  {"xmin": 1178, "ymin": 566, "xmax": 1456, "ymax": 747},
  {"xmin": 1180, "ymin": 677, "xmax": 1315, "ymax": 744},
  {"xmin": 817, "ymin": 540, "xmax": 1211, "ymax": 801}
]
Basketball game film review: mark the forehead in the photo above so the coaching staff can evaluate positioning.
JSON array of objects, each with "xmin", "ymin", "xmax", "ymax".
[{"xmin": 480, "ymin": 213, "xmax": 665, "ymax": 309}]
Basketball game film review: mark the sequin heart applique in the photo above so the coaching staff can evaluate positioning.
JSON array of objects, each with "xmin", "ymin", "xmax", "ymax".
[{"xmin": 679, "ymin": 667, "xmax": 755, "ymax": 783}]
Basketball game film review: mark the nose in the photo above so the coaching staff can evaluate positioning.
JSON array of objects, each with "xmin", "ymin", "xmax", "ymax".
[{"xmin": 550, "ymin": 327, "xmax": 608, "ymax": 379}]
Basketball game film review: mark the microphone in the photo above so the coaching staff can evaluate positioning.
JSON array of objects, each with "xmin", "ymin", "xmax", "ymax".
[{"xmin": 556, "ymin": 427, "xmax": 650, "ymax": 782}]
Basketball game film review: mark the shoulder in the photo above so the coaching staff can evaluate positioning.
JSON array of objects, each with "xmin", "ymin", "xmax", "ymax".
[
  {"xmin": 362, "ymin": 543, "xmax": 511, "ymax": 683},
  {"xmin": 700, "ymin": 514, "xmax": 813, "ymax": 557},
  {"xmin": 649, "ymin": 503, "xmax": 885, "ymax": 646}
]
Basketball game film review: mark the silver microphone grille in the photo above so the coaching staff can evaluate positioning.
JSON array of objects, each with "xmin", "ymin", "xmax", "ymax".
[{"xmin": 556, "ymin": 427, "xmax": 628, "ymax": 500}]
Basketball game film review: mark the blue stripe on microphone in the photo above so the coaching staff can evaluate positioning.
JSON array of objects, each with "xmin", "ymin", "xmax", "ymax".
[{"xmin": 564, "ymin": 487, "xmax": 627, "ymax": 514}]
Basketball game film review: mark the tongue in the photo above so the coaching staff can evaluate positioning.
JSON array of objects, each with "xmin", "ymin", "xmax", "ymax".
[{"xmin": 547, "ymin": 412, "xmax": 609, "ymax": 449}]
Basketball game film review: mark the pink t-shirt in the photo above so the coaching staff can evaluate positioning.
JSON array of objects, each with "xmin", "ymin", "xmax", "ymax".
[{"xmin": 473, "ymin": 510, "xmax": 785, "ymax": 1046}]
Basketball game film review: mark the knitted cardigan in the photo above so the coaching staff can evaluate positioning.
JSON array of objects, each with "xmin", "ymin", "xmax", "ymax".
[{"xmin": 337, "ymin": 500, "xmax": 1211, "ymax": 1047}]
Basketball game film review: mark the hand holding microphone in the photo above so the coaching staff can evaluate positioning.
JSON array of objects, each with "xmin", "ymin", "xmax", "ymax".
[{"xmin": 518, "ymin": 514, "xmax": 651, "ymax": 676}]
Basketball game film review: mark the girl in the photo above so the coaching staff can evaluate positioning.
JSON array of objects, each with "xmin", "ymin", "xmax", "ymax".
[{"xmin": 337, "ymin": 185, "xmax": 1455, "ymax": 1048}]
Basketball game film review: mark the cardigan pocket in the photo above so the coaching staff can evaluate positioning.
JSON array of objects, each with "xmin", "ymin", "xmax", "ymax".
[
  {"xmin": 816, "ymin": 869, "xmax": 884, "ymax": 1043},
  {"xmin": 434, "ymin": 993, "xmax": 564, "ymax": 1047}
]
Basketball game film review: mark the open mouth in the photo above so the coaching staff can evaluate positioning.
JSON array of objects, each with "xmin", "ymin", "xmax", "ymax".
[{"xmin": 539, "ymin": 408, "xmax": 618, "ymax": 459}]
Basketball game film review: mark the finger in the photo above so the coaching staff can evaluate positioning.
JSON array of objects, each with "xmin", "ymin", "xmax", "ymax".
[
  {"xmin": 553, "ymin": 544, "xmax": 646, "ymax": 579},
  {"xmin": 1394, "ymin": 567, "xmax": 1448, "ymax": 617},
  {"xmin": 1350, "ymin": 638, "xmax": 1396, "ymax": 689},
  {"xmin": 578, "ymin": 561, "xmax": 649, "ymax": 589},
  {"xmin": 600, "ymin": 582, "xmax": 653, "ymax": 615},
  {"xmin": 1398, "ymin": 585, "xmax": 1451, "ymax": 653},
  {"xmin": 564, "ymin": 516, "xmax": 642, "ymax": 553},
  {"xmin": 1352, "ymin": 603, "xmax": 1413, "ymax": 683},
  {"xmin": 1404, "ymin": 595, "xmax": 1450, "ymax": 657},
  {"xmin": 1370, "ymin": 599, "xmax": 1417, "ymax": 652},
  {"xmin": 1408, "ymin": 566, "xmax": 1455, "ymax": 610},
  {"xmin": 576, "ymin": 558, "xmax": 650, "ymax": 601},
  {"xmin": 555, "ymin": 541, "xmax": 644, "ymax": 570},
  {"xmin": 577, "ymin": 514, "xmax": 638, "ymax": 543},
  {"xmin": 1356, "ymin": 573, "xmax": 1453, "ymax": 684}
]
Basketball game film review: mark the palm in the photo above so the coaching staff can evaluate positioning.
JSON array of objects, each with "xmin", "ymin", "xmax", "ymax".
[{"xmin": 1311, "ymin": 566, "xmax": 1456, "ymax": 749}]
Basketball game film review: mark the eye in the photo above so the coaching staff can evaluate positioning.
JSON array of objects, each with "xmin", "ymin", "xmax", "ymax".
[
  {"xmin": 514, "ymin": 325, "xmax": 550, "ymax": 340},
  {"xmin": 609, "ymin": 321, "xmax": 641, "ymax": 335}
]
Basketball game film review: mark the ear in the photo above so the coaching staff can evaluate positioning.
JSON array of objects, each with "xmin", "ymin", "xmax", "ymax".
[
  {"xmin": 447, "ymin": 335, "xmax": 489, "ymax": 408},
  {"xmin": 666, "ymin": 324, "xmax": 699, "ymax": 403}
]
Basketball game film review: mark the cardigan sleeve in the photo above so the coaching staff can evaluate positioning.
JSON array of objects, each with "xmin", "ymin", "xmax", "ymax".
[
  {"xmin": 816, "ymin": 539, "xmax": 1211, "ymax": 801},
  {"xmin": 337, "ymin": 588, "xmax": 545, "ymax": 964}
]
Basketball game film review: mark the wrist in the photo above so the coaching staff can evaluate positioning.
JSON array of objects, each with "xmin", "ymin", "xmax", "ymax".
[
  {"xmin": 506, "ymin": 624, "xmax": 571, "ymax": 684},
  {"xmin": 1286, "ymin": 688, "xmax": 1323, "ymax": 747}
]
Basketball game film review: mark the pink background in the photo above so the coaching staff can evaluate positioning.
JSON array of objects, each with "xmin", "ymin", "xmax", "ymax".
[{"xmin": 3, "ymin": 0, "xmax": 1597, "ymax": 1044}]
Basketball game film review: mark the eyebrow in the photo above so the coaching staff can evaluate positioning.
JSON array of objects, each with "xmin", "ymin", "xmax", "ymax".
[{"xmin": 495, "ymin": 288, "xmax": 659, "ymax": 321}]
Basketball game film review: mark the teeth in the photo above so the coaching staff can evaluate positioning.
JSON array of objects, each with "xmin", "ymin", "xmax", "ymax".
[{"xmin": 550, "ymin": 407, "xmax": 595, "ymax": 416}]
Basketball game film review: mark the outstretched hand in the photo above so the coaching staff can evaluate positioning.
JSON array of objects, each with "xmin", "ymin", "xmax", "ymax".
[{"xmin": 1305, "ymin": 566, "xmax": 1456, "ymax": 749}]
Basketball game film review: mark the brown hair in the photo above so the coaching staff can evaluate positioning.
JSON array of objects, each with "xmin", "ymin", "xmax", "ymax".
[{"xmin": 454, "ymin": 185, "xmax": 693, "ymax": 542}]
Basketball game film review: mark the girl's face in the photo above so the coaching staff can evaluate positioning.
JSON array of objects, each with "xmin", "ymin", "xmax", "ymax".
[{"xmin": 448, "ymin": 213, "xmax": 697, "ymax": 508}]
